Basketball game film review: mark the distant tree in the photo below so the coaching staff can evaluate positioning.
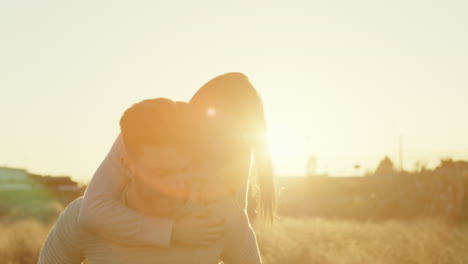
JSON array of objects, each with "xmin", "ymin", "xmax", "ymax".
[
  {"xmin": 374, "ymin": 156, "xmax": 395, "ymax": 176},
  {"xmin": 437, "ymin": 158, "xmax": 468, "ymax": 173}
]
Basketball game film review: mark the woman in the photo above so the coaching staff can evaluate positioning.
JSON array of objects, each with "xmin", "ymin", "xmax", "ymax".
[
  {"xmin": 189, "ymin": 72, "xmax": 275, "ymax": 220},
  {"xmin": 78, "ymin": 72, "xmax": 275, "ymax": 251}
]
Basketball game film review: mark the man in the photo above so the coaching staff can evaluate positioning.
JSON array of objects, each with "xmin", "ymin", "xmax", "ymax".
[{"xmin": 38, "ymin": 98, "xmax": 261, "ymax": 263}]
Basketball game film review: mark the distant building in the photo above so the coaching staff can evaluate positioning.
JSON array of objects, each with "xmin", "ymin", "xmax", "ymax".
[
  {"xmin": 0, "ymin": 167, "xmax": 83, "ymax": 203},
  {"xmin": 0, "ymin": 167, "xmax": 33, "ymax": 190},
  {"xmin": 306, "ymin": 155, "xmax": 318, "ymax": 177}
]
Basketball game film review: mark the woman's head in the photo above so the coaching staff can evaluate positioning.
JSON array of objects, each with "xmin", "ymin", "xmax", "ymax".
[{"xmin": 189, "ymin": 72, "xmax": 276, "ymax": 221}]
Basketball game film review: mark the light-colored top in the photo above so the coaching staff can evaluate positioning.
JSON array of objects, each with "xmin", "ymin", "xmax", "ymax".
[
  {"xmin": 38, "ymin": 196, "xmax": 262, "ymax": 264},
  {"xmin": 78, "ymin": 134, "xmax": 248, "ymax": 247},
  {"xmin": 78, "ymin": 134, "xmax": 173, "ymax": 246}
]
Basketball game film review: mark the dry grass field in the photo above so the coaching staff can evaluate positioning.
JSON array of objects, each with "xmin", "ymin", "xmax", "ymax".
[
  {"xmin": 255, "ymin": 217, "xmax": 468, "ymax": 264},
  {"xmin": 2, "ymin": 217, "xmax": 468, "ymax": 264},
  {"xmin": 0, "ymin": 220, "xmax": 52, "ymax": 264}
]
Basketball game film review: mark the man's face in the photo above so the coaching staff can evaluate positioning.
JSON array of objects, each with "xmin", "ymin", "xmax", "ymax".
[{"xmin": 128, "ymin": 145, "xmax": 192, "ymax": 216}]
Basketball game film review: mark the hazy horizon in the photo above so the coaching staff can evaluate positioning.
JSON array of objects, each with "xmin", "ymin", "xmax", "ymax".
[{"xmin": 1, "ymin": 0, "xmax": 467, "ymax": 183}]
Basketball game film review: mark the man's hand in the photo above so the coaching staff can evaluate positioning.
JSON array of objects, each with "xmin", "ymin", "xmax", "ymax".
[{"xmin": 171, "ymin": 211, "xmax": 225, "ymax": 247}]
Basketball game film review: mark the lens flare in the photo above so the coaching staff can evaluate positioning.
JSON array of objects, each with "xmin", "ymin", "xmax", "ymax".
[{"xmin": 207, "ymin": 107, "xmax": 216, "ymax": 117}]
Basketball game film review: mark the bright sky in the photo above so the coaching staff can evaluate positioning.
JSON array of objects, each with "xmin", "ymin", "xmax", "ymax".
[{"xmin": 1, "ymin": 0, "xmax": 467, "ymax": 183}]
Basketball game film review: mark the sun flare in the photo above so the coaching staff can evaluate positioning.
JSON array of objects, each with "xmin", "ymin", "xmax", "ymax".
[{"xmin": 267, "ymin": 125, "xmax": 307, "ymax": 162}]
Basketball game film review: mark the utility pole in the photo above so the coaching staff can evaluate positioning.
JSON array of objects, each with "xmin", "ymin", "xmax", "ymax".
[{"xmin": 399, "ymin": 135, "xmax": 403, "ymax": 171}]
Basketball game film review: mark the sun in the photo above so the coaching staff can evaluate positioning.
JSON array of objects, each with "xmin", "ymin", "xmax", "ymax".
[{"xmin": 267, "ymin": 125, "xmax": 306, "ymax": 163}]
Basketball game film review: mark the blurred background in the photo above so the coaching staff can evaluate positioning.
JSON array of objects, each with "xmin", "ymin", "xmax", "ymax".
[{"xmin": 1, "ymin": 0, "xmax": 467, "ymax": 263}]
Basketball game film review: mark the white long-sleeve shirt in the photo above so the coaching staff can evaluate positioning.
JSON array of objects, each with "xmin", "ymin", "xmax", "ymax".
[
  {"xmin": 39, "ymin": 196, "xmax": 262, "ymax": 264},
  {"xmin": 78, "ymin": 134, "xmax": 249, "ymax": 247},
  {"xmin": 78, "ymin": 134, "xmax": 174, "ymax": 247},
  {"xmin": 78, "ymin": 135, "xmax": 247, "ymax": 247}
]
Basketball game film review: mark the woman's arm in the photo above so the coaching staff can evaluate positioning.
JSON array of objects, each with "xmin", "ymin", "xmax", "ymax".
[{"xmin": 78, "ymin": 134, "xmax": 173, "ymax": 247}]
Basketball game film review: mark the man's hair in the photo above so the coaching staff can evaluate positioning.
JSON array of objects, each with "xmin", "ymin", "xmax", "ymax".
[{"xmin": 120, "ymin": 98, "xmax": 191, "ymax": 157}]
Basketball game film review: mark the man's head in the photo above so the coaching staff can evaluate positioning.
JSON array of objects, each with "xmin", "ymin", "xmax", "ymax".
[{"xmin": 120, "ymin": 98, "xmax": 192, "ymax": 216}]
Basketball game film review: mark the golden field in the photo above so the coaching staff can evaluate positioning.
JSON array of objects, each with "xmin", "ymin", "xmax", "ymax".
[
  {"xmin": 255, "ymin": 217, "xmax": 468, "ymax": 264},
  {"xmin": 2, "ymin": 217, "xmax": 468, "ymax": 264},
  {"xmin": 0, "ymin": 220, "xmax": 52, "ymax": 264}
]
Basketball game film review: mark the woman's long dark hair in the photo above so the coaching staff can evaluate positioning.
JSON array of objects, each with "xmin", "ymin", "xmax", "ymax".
[{"xmin": 189, "ymin": 72, "xmax": 276, "ymax": 221}]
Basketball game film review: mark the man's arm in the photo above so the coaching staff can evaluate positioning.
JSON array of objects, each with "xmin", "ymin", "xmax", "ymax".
[
  {"xmin": 78, "ymin": 134, "xmax": 173, "ymax": 247},
  {"xmin": 38, "ymin": 199, "xmax": 86, "ymax": 264}
]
